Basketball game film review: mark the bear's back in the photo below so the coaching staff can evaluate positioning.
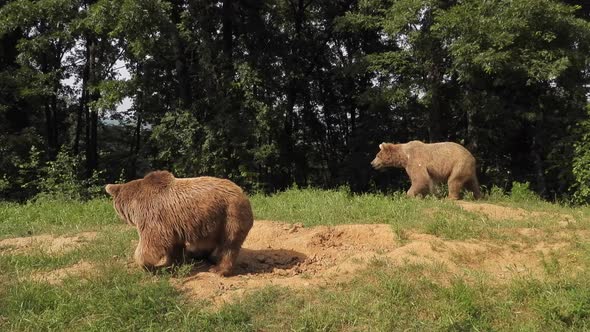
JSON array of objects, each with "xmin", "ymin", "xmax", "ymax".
[
  {"xmin": 405, "ymin": 141, "xmax": 475, "ymax": 180},
  {"xmin": 174, "ymin": 176, "xmax": 245, "ymax": 198},
  {"xmin": 426, "ymin": 142, "xmax": 474, "ymax": 160},
  {"xmin": 143, "ymin": 176, "xmax": 249, "ymax": 241}
]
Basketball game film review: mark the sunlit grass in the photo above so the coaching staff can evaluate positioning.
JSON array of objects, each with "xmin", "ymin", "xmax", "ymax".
[{"xmin": 1, "ymin": 188, "xmax": 589, "ymax": 330}]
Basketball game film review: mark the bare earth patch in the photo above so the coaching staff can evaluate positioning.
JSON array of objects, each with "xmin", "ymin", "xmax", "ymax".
[
  {"xmin": 176, "ymin": 220, "xmax": 570, "ymax": 306},
  {"xmin": 30, "ymin": 261, "xmax": 95, "ymax": 285},
  {"xmin": 0, "ymin": 232, "xmax": 97, "ymax": 255},
  {"xmin": 456, "ymin": 201, "xmax": 575, "ymax": 226}
]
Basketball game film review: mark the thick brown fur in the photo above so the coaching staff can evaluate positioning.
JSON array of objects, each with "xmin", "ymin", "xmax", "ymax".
[
  {"xmin": 371, "ymin": 141, "xmax": 482, "ymax": 200},
  {"xmin": 105, "ymin": 170, "xmax": 254, "ymax": 276}
]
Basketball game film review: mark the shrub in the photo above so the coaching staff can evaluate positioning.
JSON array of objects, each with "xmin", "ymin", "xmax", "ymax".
[
  {"xmin": 31, "ymin": 148, "xmax": 103, "ymax": 201},
  {"xmin": 572, "ymin": 110, "xmax": 590, "ymax": 204},
  {"xmin": 509, "ymin": 181, "xmax": 540, "ymax": 202}
]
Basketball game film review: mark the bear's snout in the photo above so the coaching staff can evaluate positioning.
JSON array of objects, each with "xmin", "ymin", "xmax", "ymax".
[{"xmin": 371, "ymin": 157, "xmax": 383, "ymax": 170}]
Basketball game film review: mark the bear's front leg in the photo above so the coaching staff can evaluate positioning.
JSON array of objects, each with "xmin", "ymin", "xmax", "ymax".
[
  {"xmin": 406, "ymin": 186, "xmax": 421, "ymax": 197},
  {"xmin": 406, "ymin": 167, "xmax": 433, "ymax": 198},
  {"xmin": 447, "ymin": 179, "xmax": 463, "ymax": 200},
  {"xmin": 134, "ymin": 236, "xmax": 173, "ymax": 270}
]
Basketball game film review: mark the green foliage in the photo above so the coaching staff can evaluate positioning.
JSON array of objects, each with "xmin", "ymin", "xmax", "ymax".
[
  {"xmin": 436, "ymin": 0, "xmax": 590, "ymax": 81},
  {"xmin": 0, "ymin": 0, "xmax": 589, "ymax": 201},
  {"xmin": 0, "ymin": 132, "xmax": 44, "ymax": 200},
  {"xmin": 33, "ymin": 149, "xmax": 103, "ymax": 201},
  {"xmin": 10, "ymin": 147, "xmax": 105, "ymax": 202},
  {"xmin": 572, "ymin": 106, "xmax": 590, "ymax": 203},
  {"xmin": 487, "ymin": 185, "xmax": 508, "ymax": 201},
  {"xmin": 510, "ymin": 181, "xmax": 541, "ymax": 202},
  {"xmin": 339, "ymin": 0, "xmax": 590, "ymax": 200}
]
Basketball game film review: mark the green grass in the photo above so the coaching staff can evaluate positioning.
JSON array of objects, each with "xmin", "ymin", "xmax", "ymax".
[
  {"xmin": 251, "ymin": 188, "xmax": 588, "ymax": 241},
  {"xmin": 0, "ymin": 198, "xmax": 117, "ymax": 239},
  {"xmin": 1, "ymin": 188, "xmax": 590, "ymax": 331}
]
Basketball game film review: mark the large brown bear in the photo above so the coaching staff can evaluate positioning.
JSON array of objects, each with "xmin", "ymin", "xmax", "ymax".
[
  {"xmin": 105, "ymin": 170, "xmax": 254, "ymax": 276},
  {"xmin": 371, "ymin": 140, "xmax": 482, "ymax": 200}
]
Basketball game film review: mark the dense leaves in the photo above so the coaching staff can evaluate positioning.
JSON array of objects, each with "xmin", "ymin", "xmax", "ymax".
[{"xmin": 0, "ymin": 0, "xmax": 589, "ymax": 201}]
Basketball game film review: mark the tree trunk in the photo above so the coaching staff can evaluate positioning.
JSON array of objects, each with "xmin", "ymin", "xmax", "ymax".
[
  {"xmin": 532, "ymin": 111, "xmax": 547, "ymax": 196},
  {"xmin": 85, "ymin": 36, "xmax": 99, "ymax": 178},
  {"xmin": 43, "ymin": 102, "xmax": 54, "ymax": 157},
  {"xmin": 279, "ymin": 0, "xmax": 307, "ymax": 186},
  {"xmin": 424, "ymin": 7, "xmax": 444, "ymax": 143},
  {"xmin": 222, "ymin": 0, "xmax": 233, "ymax": 78},
  {"xmin": 429, "ymin": 81, "xmax": 443, "ymax": 142},
  {"xmin": 39, "ymin": 22, "xmax": 58, "ymax": 159},
  {"xmin": 50, "ymin": 92, "xmax": 59, "ymax": 153},
  {"xmin": 126, "ymin": 111, "xmax": 142, "ymax": 180},
  {"xmin": 74, "ymin": 10, "xmax": 93, "ymax": 156},
  {"xmin": 170, "ymin": 0, "xmax": 191, "ymax": 109},
  {"xmin": 74, "ymin": 59, "xmax": 89, "ymax": 155},
  {"xmin": 464, "ymin": 79, "xmax": 480, "ymax": 154}
]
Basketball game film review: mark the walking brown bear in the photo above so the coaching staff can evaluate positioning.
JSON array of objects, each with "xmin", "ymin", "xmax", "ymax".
[{"xmin": 371, "ymin": 140, "xmax": 482, "ymax": 200}]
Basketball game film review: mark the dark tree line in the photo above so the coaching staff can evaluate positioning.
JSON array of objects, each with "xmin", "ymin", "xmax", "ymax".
[{"xmin": 1, "ymin": 0, "xmax": 590, "ymax": 201}]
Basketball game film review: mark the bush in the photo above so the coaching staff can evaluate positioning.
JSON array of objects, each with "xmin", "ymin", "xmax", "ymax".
[
  {"xmin": 487, "ymin": 185, "xmax": 506, "ymax": 200},
  {"xmin": 486, "ymin": 182, "xmax": 540, "ymax": 203},
  {"xmin": 509, "ymin": 181, "xmax": 540, "ymax": 202},
  {"xmin": 572, "ymin": 110, "xmax": 590, "ymax": 204},
  {"xmin": 29, "ymin": 148, "xmax": 103, "ymax": 201}
]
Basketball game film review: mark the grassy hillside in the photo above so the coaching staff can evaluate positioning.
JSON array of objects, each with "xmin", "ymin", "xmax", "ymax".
[{"xmin": 1, "ymin": 189, "xmax": 589, "ymax": 331}]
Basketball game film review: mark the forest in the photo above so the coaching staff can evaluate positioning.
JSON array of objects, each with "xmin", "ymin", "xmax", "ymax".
[{"xmin": 1, "ymin": 0, "xmax": 590, "ymax": 201}]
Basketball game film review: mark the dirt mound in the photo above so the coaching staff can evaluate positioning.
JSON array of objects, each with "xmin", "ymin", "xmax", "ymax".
[
  {"xmin": 0, "ymin": 232, "xmax": 97, "ymax": 255},
  {"xmin": 177, "ymin": 222, "xmax": 399, "ymax": 305},
  {"xmin": 176, "ymin": 220, "xmax": 562, "ymax": 306},
  {"xmin": 30, "ymin": 261, "xmax": 95, "ymax": 285},
  {"xmin": 456, "ymin": 201, "xmax": 574, "ymax": 225}
]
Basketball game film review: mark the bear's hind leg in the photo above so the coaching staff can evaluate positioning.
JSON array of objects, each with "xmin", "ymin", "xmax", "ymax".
[
  {"xmin": 448, "ymin": 165, "xmax": 473, "ymax": 200},
  {"xmin": 465, "ymin": 177, "xmax": 482, "ymax": 199},
  {"xmin": 209, "ymin": 199, "xmax": 254, "ymax": 276},
  {"xmin": 209, "ymin": 245, "xmax": 240, "ymax": 276}
]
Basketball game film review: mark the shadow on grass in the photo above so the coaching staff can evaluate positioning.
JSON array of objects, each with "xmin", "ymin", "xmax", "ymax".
[{"xmin": 175, "ymin": 248, "xmax": 307, "ymax": 277}]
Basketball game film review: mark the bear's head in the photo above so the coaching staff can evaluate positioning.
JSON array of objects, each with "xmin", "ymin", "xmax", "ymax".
[
  {"xmin": 371, "ymin": 143, "xmax": 407, "ymax": 170},
  {"xmin": 105, "ymin": 181, "xmax": 138, "ymax": 226},
  {"xmin": 105, "ymin": 170, "xmax": 175, "ymax": 225}
]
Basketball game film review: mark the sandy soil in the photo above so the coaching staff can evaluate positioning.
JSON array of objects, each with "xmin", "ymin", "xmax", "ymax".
[
  {"xmin": 0, "ymin": 232, "xmax": 97, "ymax": 255},
  {"xmin": 30, "ymin": 261, "xmax": 95, "ymax": 285},
  {"xmin": 175, "ymin": 215, "xmax": 571, "ymax": 306},
  {"xmin": 456, "ymin": 201, "xmax": 575, "ymax": 225}
]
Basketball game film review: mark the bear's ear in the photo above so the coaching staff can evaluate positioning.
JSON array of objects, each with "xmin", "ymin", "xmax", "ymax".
[
  {"xmin": 105, "ymin": 184, "xmax": 121, "ymax": 197},
  {"xmin": 379, "ymin": 143, "xmax": 385, "ymax": 150}
]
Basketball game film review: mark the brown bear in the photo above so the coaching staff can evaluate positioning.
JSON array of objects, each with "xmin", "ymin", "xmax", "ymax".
[
  {"xmin": 371, "ymin": 140, "xmax": 482, "ymax": 200},
  {"xmin": 105, "ymin": 170, "xmax": 254, "ymax": 276}
]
